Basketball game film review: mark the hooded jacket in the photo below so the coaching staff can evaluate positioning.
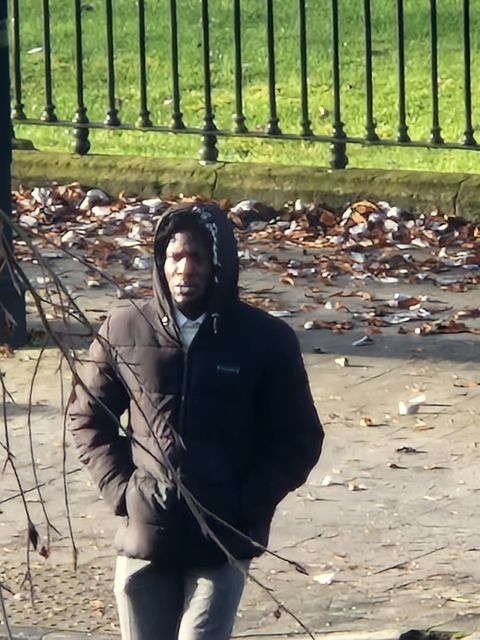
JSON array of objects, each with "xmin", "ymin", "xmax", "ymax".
[{"xmin": 68, "ymin": 203, "xmax": 324, "ymax": 567}]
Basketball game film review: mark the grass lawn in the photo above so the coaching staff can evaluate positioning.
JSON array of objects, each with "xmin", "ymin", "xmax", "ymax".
[{"xmin": 11, "ymin": 0, "xmax": 480, "ymax": 173}]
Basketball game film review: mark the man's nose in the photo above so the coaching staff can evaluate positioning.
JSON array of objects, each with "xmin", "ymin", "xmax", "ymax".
[{"xmin": 177, "ymin": 257, "xmax": 195, "ymax": 275}]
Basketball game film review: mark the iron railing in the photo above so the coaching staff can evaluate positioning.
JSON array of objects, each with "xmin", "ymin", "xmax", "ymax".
[{"xmin": 9, "ymin": 0, "xmax": 480, "ymax": 169}]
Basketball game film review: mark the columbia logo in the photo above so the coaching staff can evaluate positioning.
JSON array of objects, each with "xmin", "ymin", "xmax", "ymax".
[{"xmin": 216, "ymin": 364, "xmax": 240, "ymax": 375}]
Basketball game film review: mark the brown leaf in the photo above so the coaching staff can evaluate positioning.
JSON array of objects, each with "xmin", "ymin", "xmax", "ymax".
[
  {"xmin": 347, "ymin": 482, "xmax": 367, "ymax": 491},
  {"xmin": 360, "ymin": 416, "xmax": 374, "ymax": 427},
  {"xmin": 218, "ymin": 198, "xmax": 231, "ymax": 210},
  {"xmin": 39, "ymin": 545, "xmax": 50, "ymax": 559},
  {"xmin": 453, "ymin": 380, "xmax": 480, "ymax": 388},
  {"xmin": 414, "ymin": 419, "xmax": 433, "ymax": 432},
  {"xmin": 417, "ymin": 319, "xmax": 480, "ymax": 336},
  {"xmin": 396, "ymin": 297, "xmax": 420, "ymax": 309},
  {"xmin": 445, "ymin": 282, "xmax": 468, "ymax": 293},
  {"xmin": 28, "ymin": 521, "xmax": 39, "ymax": 550},
  {"xmin": 351, "ymin": 199, "xmax": 379, "ymax": 215},
  {"xmin": 332, "ymin": 321, "xmax": 354, "ymax": 332},
  {"xmin": 319, "ymin": 210, "xmax": 337, "ymax": 227},
  {"xmin": 228, "ymin": 212, "xmax": 244, "ymax": 228},
  {"xmin": 0, "ymin": 344, "xmax": 14, "ymax": 359},
  {"xmin": 454, "ymin": 308, "xmax": 480, "ymax": 320},
  {"xmin": 351, "ymin": 210, "xmax": 368, "ymax": 225},
  {"xmin": 423, "ymin": 464, "xmax": 448, "ymax": 471},
  {"xmin": 242, "ymin": 294, "xmax": 281, "ymax": 311},
  {"xmin": 334, "ymin": 290, "xmax": 372, "ymax": 300}
]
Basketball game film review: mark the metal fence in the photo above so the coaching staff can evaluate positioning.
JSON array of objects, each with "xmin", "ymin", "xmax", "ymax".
[{"xmin": 9, "ymin": 0, "xmax": 480, "ymax": 169}]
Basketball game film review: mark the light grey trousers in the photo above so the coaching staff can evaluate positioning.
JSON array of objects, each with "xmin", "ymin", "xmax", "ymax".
[{"xmin": 114, "ymin": 556, "xmax": 249, "ymax": 640}]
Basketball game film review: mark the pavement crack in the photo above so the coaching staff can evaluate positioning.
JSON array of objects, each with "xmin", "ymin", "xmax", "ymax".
[{"xmin": 345, "ymin": 362, "xmax": 407, "ymax": 388}]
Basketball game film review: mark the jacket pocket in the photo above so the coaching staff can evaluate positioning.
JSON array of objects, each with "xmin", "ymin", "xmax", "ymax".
[
  {"xmin": 241, "ymin": 479, "xmax": 278, "ymax": 538},
  {"xmin": 125, "ymin": 470, "xmax": 176, "ymax": 526}
]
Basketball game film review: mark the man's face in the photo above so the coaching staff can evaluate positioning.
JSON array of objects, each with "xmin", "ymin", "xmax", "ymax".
[{"xmin": 163, "ymin": 230, "xmax": 213, "ymax": 319}]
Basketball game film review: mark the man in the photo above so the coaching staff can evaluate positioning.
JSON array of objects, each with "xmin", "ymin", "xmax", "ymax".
[{"xmin": 68, "ymin": 202, "xmax": 323, "ymax": 640}]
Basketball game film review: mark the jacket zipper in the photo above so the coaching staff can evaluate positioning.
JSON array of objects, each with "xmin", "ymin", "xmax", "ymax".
[
  {"xmin": 175, "ymin": 348, "xmax": 189, "ymax": 499},
  {"xmin": 178, "ymin": 348, "xmax": 190, "ymax": 438},
  {"xmin": 177, "ymin": 313, "xmax": 218, "ymax": 438},
  {"xmin": 175, "ymin": 315, "xmax": 218, "ymax": 499}
]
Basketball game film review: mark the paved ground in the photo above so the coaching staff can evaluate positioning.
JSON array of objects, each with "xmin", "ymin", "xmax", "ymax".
[{"xmin": 2, "ymin": 230, "xmax": 480, "ymax": 639}]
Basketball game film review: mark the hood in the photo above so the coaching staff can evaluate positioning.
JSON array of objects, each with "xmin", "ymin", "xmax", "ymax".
[{"xmin": 152, "ymin": 202, "xmax": 239, "ymax": 331}]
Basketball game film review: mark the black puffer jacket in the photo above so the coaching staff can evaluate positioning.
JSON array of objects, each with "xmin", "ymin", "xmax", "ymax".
[{"xmin": 68, "ymin": 203, "xmax": 324, "ymax": 567}]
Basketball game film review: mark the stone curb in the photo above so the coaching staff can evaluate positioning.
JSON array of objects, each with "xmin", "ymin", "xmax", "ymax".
[
  {"xmin": 10, "ymin": 150, "xmax": 480, "ymax": 220},
  {"xmin": 0, "ymin": 627, "xmax": 404, "ymax": 640},
  {"xmin": 0, "ymin": 629, "xmax": 113, "ymax": 640},
  {"xmin": 6, "ymin": 627, "xmax": 480, "ymax": 640}
]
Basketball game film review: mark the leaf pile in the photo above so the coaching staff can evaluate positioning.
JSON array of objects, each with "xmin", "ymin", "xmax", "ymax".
[{"xmin": 10, "ymin": 186, "xmax": 480, "ymax": 335}]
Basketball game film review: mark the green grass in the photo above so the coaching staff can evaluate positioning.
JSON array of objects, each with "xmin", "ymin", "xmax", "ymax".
[{"xmin": 12, "ymin": 0, "xmax": 480, "ymax": 172}]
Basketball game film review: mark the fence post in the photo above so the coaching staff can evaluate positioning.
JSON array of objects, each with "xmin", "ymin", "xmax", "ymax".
[
  {"xmin": 72, "ymin": 0, "xmax": 90, "ymax": 155},
  {"xmin": 462, "ymin": 0, "xmax": 476, "ymax": 146},
  {"xmin": 330, "ymin": 0, "xmax": 347, "ymax": 169},
  {"xmin": 199, "ymin": 0, "xmax": 218, "ymax": 162},
  {"xmin": 0, "ymin": 0, "xmax": 27, "ymax": 346}
]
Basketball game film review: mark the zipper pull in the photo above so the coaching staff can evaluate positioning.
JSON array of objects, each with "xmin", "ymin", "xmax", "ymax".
[{"xmin": 212, "ymin": 313, "xmax": 220, "ymax": 334}]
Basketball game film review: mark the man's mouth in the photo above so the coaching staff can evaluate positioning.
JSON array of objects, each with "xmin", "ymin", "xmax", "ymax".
[{"xmin": 174, "ymin": 284, "xmax": 197, "ymax": 295}]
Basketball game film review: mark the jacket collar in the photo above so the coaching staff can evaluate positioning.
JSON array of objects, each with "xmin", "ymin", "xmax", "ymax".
[{"xmin": 173, "ymin": 307, "xmax": 206, "ymax": 329}]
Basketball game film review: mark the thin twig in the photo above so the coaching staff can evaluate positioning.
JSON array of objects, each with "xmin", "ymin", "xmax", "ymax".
[
  {"xmin": 0, "ymin": 582, "xmax": 14, "ymax": 640},
  {"xmin": 26, "ymin": 343, "xmax": 62, "ymax": 547},
  {"xmin": 62, "ymin": 403, "xmax": 78, "ymax": 570},
  {"xmin": 372, "ymin": 545, "xmax": 446, "ymax": 575}
]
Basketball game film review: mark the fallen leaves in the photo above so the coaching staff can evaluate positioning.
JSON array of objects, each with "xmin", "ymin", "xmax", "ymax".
[
  {"xmin": 240, "ymin": 293, "xmax": 283, "ymax": 312},
  {"xmin": 334, "ymin": 289, "xmax": 373, "ymax": 301},
  {"xmin": 9, "ymin": 186, "xmax": 480, "ymax": 338},
  {"xmin": 279, "ymin": 275, "xmax": 296, "ymax": 286},
  {"xmin": 303, "ymin": 320, "xmax": 353, "ymax": 332},
  {"xmin": 413, "ymin": 418, "xmax": 433, "ymax": 431},
  {"xmin": 414, "ymin": 319, "xmax": 480, "ymax": 336},
  {"xmin": 319, "ymin": 474, "xmax": 367, "ymax": 492}
]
